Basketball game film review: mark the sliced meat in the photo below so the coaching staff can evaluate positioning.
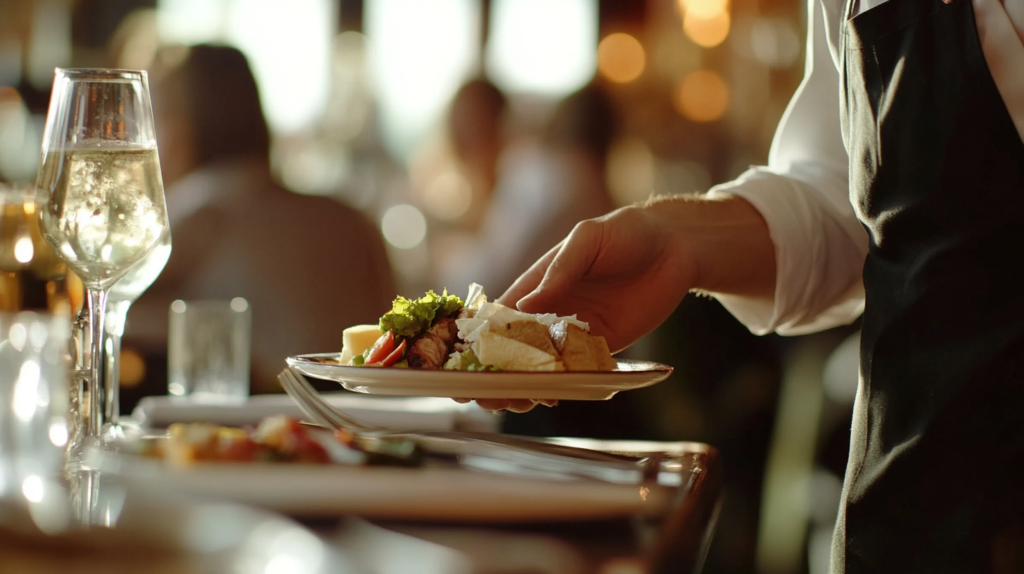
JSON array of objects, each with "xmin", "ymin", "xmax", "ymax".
[{"xmin": 407, "ymin": 317, "xmax": 459, "ymax": 369}]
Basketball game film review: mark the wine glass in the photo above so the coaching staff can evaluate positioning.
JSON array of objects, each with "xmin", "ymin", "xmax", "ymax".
[
  {"xmin": 100, "ymin": 230, "xmax": 171, "ymax": 439},
  {"xmin": 34, "ymin": 68, "xmax": 168, "ymax": 443}
]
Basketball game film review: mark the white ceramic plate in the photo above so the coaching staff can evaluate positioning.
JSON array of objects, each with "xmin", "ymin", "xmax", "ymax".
[
  {"xmin": 84, "ymin": 445, "xmax": 678, "ymax": 522},
  {"xmin": 286, "ymin": 354, "xmax": 673, "ymax": 400}
]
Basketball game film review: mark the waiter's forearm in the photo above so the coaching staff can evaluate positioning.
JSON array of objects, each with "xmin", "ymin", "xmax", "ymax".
[{"xmin": 644, "ymin": 193, "xmax": 777, "ymax": 300}]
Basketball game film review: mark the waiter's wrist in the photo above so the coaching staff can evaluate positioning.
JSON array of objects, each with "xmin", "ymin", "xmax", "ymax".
[{"xmin": 640, "ymin": 192, "xmax": 777, "ymax": 300}]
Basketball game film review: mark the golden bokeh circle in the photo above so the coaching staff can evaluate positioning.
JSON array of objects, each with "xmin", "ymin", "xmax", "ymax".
[
  {"xmin": 678, "ymin": 0, "xmax": 729, "ymax": 19},
  {"xmin": 597, "ymin": 33, "xmax": 646, "ymax": 84},
  {"xmin": 684, "ymin": 11, "xmax": 731, "ymax": 48},
  {"xmin": 674, "ymin": 70, "xmax": 730, "ymax": 122}
]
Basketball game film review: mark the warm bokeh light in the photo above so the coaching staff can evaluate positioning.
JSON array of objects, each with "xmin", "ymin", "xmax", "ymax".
[
  {"xmin": 13, "ymin": 233, "xmax": 33, "ymax": 264},
  {"xmin": 367, "ymin": 0, "xmax": 480, "ymax": 161},
  {"xmin": 21, "ymin": 475, "xmax": 44, "ymax": 503},
  {"xmin": 157, "ymin": 0, "xmax": 334, "ymax": 135},
  {"xmin": 684, "ymin": 11, "xmax": 731, "ymax": 48},
  {"xmin": 678, "ymin": 0, "xmax": 729, "ymax": 19},
  {"xmin": 48, "ymin": 420, "xmax": 68, "ymax": 447},
  {"xmin": 423, "ymin": 170, "xmax": 473, "ymax": 221},
  {"xmin": 597, "ymin": 33, "xmax": 646, "ymax": 84},
  {"xmin": 486, "ymin": 0, "xmax": 597, "ymax": 97},
  {"xmin": 674, "ymin": 70, "xmax": 730, "ymax": 122},
  {"xmin": 119, "ymin": 347, "xmax": 147, "ymax": 388},
  {"xmin": 381, "ymin": 204, "xmax": 428, "ymax": 249}
]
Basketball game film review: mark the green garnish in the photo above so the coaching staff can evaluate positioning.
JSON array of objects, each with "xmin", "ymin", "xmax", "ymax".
[
  {"xmin": 379, "ymin": 289, "xmax": 464, "ymax": 339},
  {"xmin": 443, "ymin": 348, "xmax": 501, "ymax": 372}
]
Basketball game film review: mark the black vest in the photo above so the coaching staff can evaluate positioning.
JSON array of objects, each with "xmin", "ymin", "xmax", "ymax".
[{"xmin": 838, "ymin": 0, "xmax": 1024, "ymax": 571}]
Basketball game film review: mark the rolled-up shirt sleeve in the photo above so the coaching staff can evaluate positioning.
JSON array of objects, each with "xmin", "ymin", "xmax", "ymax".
[{"xmin": 706, "ymin": 0, "xmax": 869, "ymax": 336}]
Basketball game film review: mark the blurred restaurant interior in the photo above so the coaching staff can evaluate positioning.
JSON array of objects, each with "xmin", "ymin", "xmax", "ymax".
[{"xmin": 0, "ymin": 0, "xmax": 863, "ymax": 573}]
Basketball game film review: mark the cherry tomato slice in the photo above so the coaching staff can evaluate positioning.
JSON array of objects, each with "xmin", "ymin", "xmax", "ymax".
[
  {"xmin": 364, "ymin": 331, "xmax": 395, "ymax": 365},
  {"xmin": 378, "ymin": 339, "xmax": 406, "ymax": 367}
]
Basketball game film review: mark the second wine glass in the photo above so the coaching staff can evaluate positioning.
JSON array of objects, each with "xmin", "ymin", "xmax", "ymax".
[
  {"xmin": 101, "ymin": 230, "xmax": 171, "ymax": 439},
  {"xmin": 35, "ymin": 68, "xmax": 169, "ymax": 443}
]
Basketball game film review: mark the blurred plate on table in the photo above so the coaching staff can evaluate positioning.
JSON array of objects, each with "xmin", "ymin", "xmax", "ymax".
[
  {"xmin": 131, "ymin": 393, "xmax": 499, "ymax": 432},
  {"xmin": 286, "ymin": 354, "xmax": 673, "ymax": 400},
  {"xmin": 83, "ymin": 439, "xmax": 694, "ymax": 522}
]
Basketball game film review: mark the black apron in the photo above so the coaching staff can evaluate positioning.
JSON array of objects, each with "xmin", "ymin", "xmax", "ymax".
[{"xmin": 838, "ymin": 0, "xmax": 1024, "ymax": 571}]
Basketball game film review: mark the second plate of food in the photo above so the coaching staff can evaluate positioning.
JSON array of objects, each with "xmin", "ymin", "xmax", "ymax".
[{"xmin": 286, "ymin": 354, "xmax": 673, "ymax": 400}]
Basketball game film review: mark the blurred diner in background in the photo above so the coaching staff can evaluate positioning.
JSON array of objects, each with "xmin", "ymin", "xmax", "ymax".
[
  {"xmin": 0, "ymin": 1, "xmax": 855, "ymax": 573},
  {"xmin": 125, "ymin": 43, "xmax": 397, "ymax": 394}
]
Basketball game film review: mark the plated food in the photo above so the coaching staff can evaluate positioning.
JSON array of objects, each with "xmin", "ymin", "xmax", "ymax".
[
  {"xmin": 288, "ymin": 355, "xmax": 673, "ymax": 400},
  {"xmin": 127, "ymin": 415, "xmax": 422, "ymax": 467},
  {"xmin": 341, "ymin": 284, "xmax": 617, "ymax": 373},
  {"xmin": 86, "ymin": 435, "xmax": 688, "ymax": 520}
]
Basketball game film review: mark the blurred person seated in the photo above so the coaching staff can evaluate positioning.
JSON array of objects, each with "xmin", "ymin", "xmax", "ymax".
[
  {"xmin": 418, "ymin": 77, "xmax": 508, "ymax": 278},
  {"xmin": 439, "ymin": 82, "xmax": 618, "ymax": 296},
  {"xmin": 445, "ymin": 78, "xmax": 509, "ymax": 232},
  {"xmin": 125, "ymin": 44, "xmax": 396, "ymax": 396}
]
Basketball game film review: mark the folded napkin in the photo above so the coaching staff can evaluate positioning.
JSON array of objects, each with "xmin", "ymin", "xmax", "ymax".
[{"xmin": 130, "ymin": 393, "xmax": 501, "ymax": 433}]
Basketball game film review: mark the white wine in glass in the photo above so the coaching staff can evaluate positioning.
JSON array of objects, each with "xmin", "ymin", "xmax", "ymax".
[
  {"xmin": 35, "ymin": 69, "xmax": 169, "ymax": 443},
  {"xmin": 37, "ymin": 145, "xmax": 167, "ymax": 284}
]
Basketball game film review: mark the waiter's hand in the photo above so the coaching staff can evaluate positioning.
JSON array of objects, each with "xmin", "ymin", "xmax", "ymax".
[
  {"xmin": 465, "ymin": 194, "xmax": 776, "ymax": 413},
  {"xmin": 452, "ymin": 397, "xmax": 558, "ymax": 413},
  {"xmin": 497, "ymin": 203, "xmax": 699, "ymax": 353}
]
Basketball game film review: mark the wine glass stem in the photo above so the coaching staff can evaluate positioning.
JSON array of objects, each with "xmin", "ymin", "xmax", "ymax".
[
  {"xmin": 85, "ymin": 287, "xmax": 109, "ymax": 439},
  {"xmin": 102, "ymin": 305, "xmax": 129, "ymax": 425}
]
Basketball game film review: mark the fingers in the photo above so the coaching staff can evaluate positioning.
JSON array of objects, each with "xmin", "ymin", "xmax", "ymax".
[
  {"xmin": 475, "ymin": 398, "xmax": 517, "ymax": 412},
  {"xmin": 497, "ymin": 243, "xmax": 561, "ymax": 308},
  {"xmin": 516, "ymin": 221, "xmax": 602, "ymax": 314},
  {"xmin": 471, "ymin": 398, "xmax": 559, "ymax": 413},
  {"xmin": 506, "ymin": 399, "xmax": 541, "ymax": 413}
]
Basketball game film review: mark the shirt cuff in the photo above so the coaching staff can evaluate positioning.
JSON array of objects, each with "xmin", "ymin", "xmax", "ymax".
[{"xmin": 705, "ymin": 168, "xmax": 866, "ymax": 336}]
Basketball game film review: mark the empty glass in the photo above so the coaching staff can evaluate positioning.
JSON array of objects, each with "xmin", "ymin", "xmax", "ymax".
[{"xmin": 168, "ymin": 298, "xmax": 252, "ymax": 402}]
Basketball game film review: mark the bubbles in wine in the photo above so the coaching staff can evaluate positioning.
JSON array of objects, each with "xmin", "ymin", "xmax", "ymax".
[{"xmin": 37, "ymin": 145, "xmax": 168, "ymax": 288}]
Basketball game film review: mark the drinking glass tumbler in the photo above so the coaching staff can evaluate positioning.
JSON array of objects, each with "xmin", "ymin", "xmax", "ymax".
[{"xmin": 168, "ymin": 298, "xmax": 251, "ymax": 402}]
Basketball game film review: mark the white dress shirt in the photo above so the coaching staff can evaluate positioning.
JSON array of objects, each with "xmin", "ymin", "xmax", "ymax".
[{"xmin": 708, "ymin": 0, "xmax": 1024, "ymax": 335}]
